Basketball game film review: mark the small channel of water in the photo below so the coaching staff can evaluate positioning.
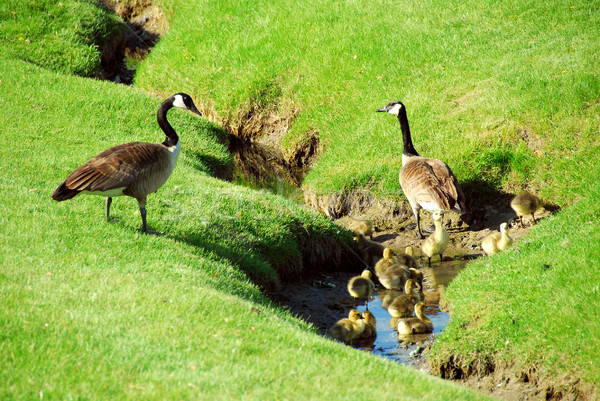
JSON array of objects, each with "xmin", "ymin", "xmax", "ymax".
[{"xmin": 351, "ymin": 259, "xmax": 469, "ymax": 367}]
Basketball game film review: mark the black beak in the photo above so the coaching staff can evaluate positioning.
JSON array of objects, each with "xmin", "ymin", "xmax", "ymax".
[
  {"xmin": 190, "ymin": 104, "xmax": 202, "ymax": 116},
  {"xmin": 376, "ymin": 107, "xmax": 387, "ymax": 112}
]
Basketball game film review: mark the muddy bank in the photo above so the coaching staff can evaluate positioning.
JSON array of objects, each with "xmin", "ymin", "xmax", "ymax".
[{"xmin": 271, "ymin": 203, "xmax": 586, "ymax": 401}]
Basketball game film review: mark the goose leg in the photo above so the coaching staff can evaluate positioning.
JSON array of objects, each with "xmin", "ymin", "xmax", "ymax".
[
  {"xmin": 106, "ymin": 197, "xmax": 112, "ymax": 221},
  {"xmin": 531, "ymin": 212, "xmax": 537, "ymax": 225},
  {"xmin": 414, "ymin": 208, "xmax": 424, "ymax": 239},
  {"xmin": 427, "ymin": 257, "xmax": 432, "ymax": 267},
  {"xmin": 137, "ymin": 196, "xmax": 148, "ymax": 232}
]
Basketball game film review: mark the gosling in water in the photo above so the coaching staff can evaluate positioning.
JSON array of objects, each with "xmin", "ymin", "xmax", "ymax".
[
  {"xmin": 328, "ymin": 309, "xmax": 366, "ymax": 344},
  {"xmin": 387, "ymin": 279, "xmax": 421, "ymax": 318},
  {"xmin": 359, "ymin": 310, "xmax": 377, "ymax": 341},
  {"xmin": 421, "ymin": 211, "xmax": 449, "ymax": 267},
  {"xmin": 347, "ymin": 269, "xmax": 374, "ymax": 309},
  {"xmin": 481, "ymin": 222, "xmax": 513, "ymax": 255},
  {"xmin": 397, "ymin": 302, "xmax": 433, "ymax": 335}
]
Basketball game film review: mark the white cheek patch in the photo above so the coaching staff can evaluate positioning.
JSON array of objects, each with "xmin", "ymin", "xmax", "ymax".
[
  {"xmin": 388, "ymin": 103, "xmax": 403, "ymax": 115},
  {"xmin": 173, "ymin": 94, "xmax": 186, "ymax": 109}
]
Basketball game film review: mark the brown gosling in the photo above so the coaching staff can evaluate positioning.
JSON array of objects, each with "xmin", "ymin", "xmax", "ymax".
[
  {"xmin": 397, "ymin": 302, "xmax": 433, "ymax": 335},
  {"xmin": 376, "ymin": 101, "xmax": 468, "ymax": 239},
  {"xmin": 355, "ymin": 233, "xmax": 386, "ymax": 267},
  {"xmin": 327, "ymin": 309, "xmax": 366, "ymax": 344},
  {"xmin": 380, "ymin": 289, "xmax": 404, "ymax": 310},
  {"xmin": 359, "ymin": 310, "xmax": 377, "ymax": 341},
  {"xmin": 378, "ymin": 264, "xmax": 412, "ymax": 290},
  {"xmin": 349, "ymin": 218, "xmax": 374, "ymax": 239},
  {"xmin": 511, "ymin": 191, "xmax": 542, "ymax": 227},
  {"xmin": 387, "ymin": 279, "xmax": 420, "ymax": 318},
  {"xmin": 481, "ymin": 222, "xmax": 513, "ymax": 255},
  {"xmin": 421, "ymin": 211, "xmax": 449, "ymax": 267},
  {"xmin": 347, "ymin": 270, "xmax": 375, "ymax": 309}
]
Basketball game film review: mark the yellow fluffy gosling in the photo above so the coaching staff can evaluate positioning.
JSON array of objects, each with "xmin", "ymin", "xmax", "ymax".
[
  {"xmin": 397, "ymin": 302, "xmax": 433, "ymax": 335},
  {"xmin": 347, "ymin": 270, "xmax": 375, "ymax": 309},
  {"xmin": 511, "ymin": 191, "xmax": 542, "ymax": 227},
  {"xmin": 421, "ymin": 211, "xmax": 449, "ymax": 267},
  {"xmin": 327, "ymin": 309, "xmax": 366, "ymax": 344},
  {"xmin": 481, "ymin": 222, "xmax": 513, "ymax": 255},
  {"xmin": 359, "ymin": 310, "xmax": 377, "ymax": 341},
  {"xmin": 388, "ymin": 279, "xmax": 420, "ymax": 318}
]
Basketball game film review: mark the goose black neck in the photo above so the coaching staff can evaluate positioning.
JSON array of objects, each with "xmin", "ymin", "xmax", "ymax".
[
  {"xmin": 397, "ymin": 107, "xmax": 419, "ymax": 157},
  {"xmin": 158, "ymin": 99, "xmax": 179, "ymax": 147}
]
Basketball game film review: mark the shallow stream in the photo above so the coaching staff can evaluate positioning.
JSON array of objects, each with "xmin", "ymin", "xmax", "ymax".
[{"xmin": 347, "ymin": 259, "xmax": 470, "ymax": 368}]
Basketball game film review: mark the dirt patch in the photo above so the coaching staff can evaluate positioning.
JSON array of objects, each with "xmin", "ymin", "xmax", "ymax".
[
  {"xmin": 98, "ymin": 0, "xmax": 167, "ymax": 84},
  {"xmin": 271, "ymin": 201, "xmax": 579, "ymax": 401}
]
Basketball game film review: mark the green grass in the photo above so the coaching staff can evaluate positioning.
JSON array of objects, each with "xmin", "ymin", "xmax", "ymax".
[
  {"xmin": 430, "ymin": 163, "xmax": 600, "ymax": 385},
  {"xmin": 0, "ymin": 4, "xmax": 489, "ymax": 399},
  {"xmin": 0, "ymin": 0, "xmax": 122, "ymax": 76},
  {"xmin": 135, "ymin": 0, "xmax": 600, "ymax": 205},
  {"xmin": 3, "ymin": 0, "xmax": 600, "ymax": 397}
]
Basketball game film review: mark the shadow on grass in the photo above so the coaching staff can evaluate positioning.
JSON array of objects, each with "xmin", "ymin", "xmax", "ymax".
[{"xmin": 461, "ymin": 178, "xmax": 561, "ymax": 231}]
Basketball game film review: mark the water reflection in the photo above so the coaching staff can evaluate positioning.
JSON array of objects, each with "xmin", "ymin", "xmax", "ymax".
[{"xmin": 351, "ymin": 258, "xmax": 469, "ymax": 366}]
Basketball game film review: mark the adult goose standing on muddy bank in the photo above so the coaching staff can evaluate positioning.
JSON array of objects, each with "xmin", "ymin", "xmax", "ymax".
[
  {"xmin": 52, "ymin": 93, "xmax": 202, "ymax": 232},
  {"xmin": 376, "ymin": 101, "xmax": 468, "ymax": 239}
]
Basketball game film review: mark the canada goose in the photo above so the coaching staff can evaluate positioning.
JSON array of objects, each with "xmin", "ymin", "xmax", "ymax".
[
  {"xmin": 376, "ymin": 101, "xmax": 468, "ymax": 239},
  {"xmin": 387, "ymin": 279, "xmax": 420, "ymax": 318},
  {"xmin": 354, "ymin": 233, "xmax": 386, "ymax": 267},
  {"xmin": 347, "ymin": 269, "xmax": 375, "ymax": 309},
  {"xmin": 511, "ymin": 191, "xmax": 542, "ymax": 227},
  {"xmin": 52, "ymin": 93, "xmax": 201, "ymax": 232},
  {"xmin": 349, "ymin": 217, "xmax": 374, "ymax": 239},
  {"xmin": 327, "ymin": 309, "xmax": 366, "ymax": 344},
  {"xmin": 481, "ymin": 222, "xmax": 513, "ymax": 255},
  {"xmin": 359, "ymin": 310, "xmax": 377, "ymax": 341},
  {"xmin": 421, "ymin": 211, "xmax": 449, "ymax": 267},
  {"xmin": 397, "ymin": 302, "xmax": 433, "ymax": 335}
]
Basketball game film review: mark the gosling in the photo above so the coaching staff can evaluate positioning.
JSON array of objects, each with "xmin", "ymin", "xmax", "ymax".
[
  {"xmin": 355, "ymin": 233, "xmax": 386, "ymax": 267},
  {"xmin": 347, "ymin": 270, "xmax": 375, "ymax": 309},
  {"xmin": 421, "ymin": 211, "xmax": 449, "ymax": 267},
  {"xmin": 387, "ymin": 279, "xmax": 420, "ymax": 318},
  {"xmin": 359, "ymin": 310, "xmax": 377, "ymax": 341},
  {"xmin": 481, "ymin": 222, "xmax": 513, "ymax": 255},
  {"xmin": 327, "ymin": 309, "xmax": 366, "ymax": 344},
  {"xmin": 397, "ymin": 302, "xmax": 433, "ymax": 335},
  {"xmin": 349, "ymin": 218, "xmax": 374, "ymax": 239},
  {"xmin": 511, "ymin": 191, "xmax": 542, "ymax": 227}
]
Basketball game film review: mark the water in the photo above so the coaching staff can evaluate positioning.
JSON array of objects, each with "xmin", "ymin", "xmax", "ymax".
[{"xmin": 350, "ymin": 259, "xmax": 469, "ymax": 366}]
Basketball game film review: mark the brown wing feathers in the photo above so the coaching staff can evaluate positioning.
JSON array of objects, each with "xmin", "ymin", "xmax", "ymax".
[
  {"xmin": 401, "ymin": 158, "xmax": 466, "ymax": 212},
  {"xmin": 52, "ymin": 142, "xmax": 163, "ymax": 200}
]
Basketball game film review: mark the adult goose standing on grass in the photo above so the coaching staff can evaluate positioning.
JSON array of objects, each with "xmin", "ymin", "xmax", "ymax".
[
  {"xmin": 376, "ymin": 101, "xmax": 468, "ymax": 239},
  {"xmin": 52, "ymin": 93, "xmax": 202, "ymax": 233}
]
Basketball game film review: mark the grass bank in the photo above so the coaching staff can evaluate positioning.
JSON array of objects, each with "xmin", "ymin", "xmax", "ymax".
[
  {"xmin": 132, "ymin": 0, "xmax": 600, "ymax": 395},
  {"xmin": 0, "ymin": 2, "xmax": 489, "ymax": 399},
  {"xmin": 429, "ymin": 161, "xmax": 600, "ymax": 395},
  {"xmin": 135, "ymin": 0, "xmax": 600, "ymax": 207}
]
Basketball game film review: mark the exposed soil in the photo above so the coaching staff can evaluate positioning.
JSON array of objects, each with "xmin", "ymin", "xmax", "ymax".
[
  {"xmin": 270, "ymin": 201, "xmax": 596, "ymax": 401},
  {"xmin": 93, "ymin": 3, "xmax": 594, "ymax": 399}
]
